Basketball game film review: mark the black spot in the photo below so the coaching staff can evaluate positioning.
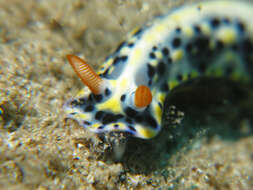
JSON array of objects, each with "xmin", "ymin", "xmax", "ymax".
[
  {"xmin": 85, "ymin": 105, "xmax": 94, "ymax": 112},
  {"xmin": 198, "ymin": 63, "xmax": 207, "ymax": 73},
  {"xmin": 167, "ymin": 57, "xmax": 172, "ymax": 64},
  {"xmin": 148, "ymin": 79, "xmax": 152, "ymax": 86},
  {"xmin": 152, "ymin": 46, "xmax": 157, "ymax": 51},
  {"xmin": 113, "ymin": 56, "xmax": 128, "ymax": 65},
  {"xmin": 194, "ymin": 25, "xmax": 201, "ymax": 34},
  {"xmin": 158, "ymin": 102, "xmax": 163, "ymax": 109},
  {"xmin": 125, "ymin": 107, "xmax": 138, "ymax": 117},
  {"xmin": 162, "ymin": 47, "xmax": 169, "ymax": 56},
  {"xmin": 120, "ymin": 94, "xmax": 126, "ymax": 102},
  {"xmin": 83, "ymin": 121, "xmax": 91, "ymax": 125},
  {"xmin": 102, "ymin": 68, "xmax": 109, "ymax": 77},
  {"xmin": 242, "ymin": 38, "xmax": 253, "ymax": 54},
  {"xmin": 133, "ymin": 28, "xmax": 142, "ymax": 36},
  {"xmin": 115, "ymin": 114, "xmax": 124, "ymax": 120},
  {"xmin": 70, "ymin": 100, "xmax": 78, "ymax": 106},
  {"xmin": 98, "ymin": 125, "xmax": 105, "ymax": 130},
  {"xmin": 149, "ymin": 52, "xmax": 156, "ymax": 59},
  {"xmin": 94, "ymin": 94, "xmax": 103, "ymax": 102},
  {"xmin": 157, "ymin": 61, "xmax": 166, "ymax": 75},
  {"xmin": 126, "ymin": 118, "xmax": 133, "ymax": 124},
  {"xmin": 195, "ymin": 37, "xmax": 210, "ymax": 50},
  {"xmin": 88, "ymin": 94, "xmax": 93, "ymax": 102},
  {"xmin": 176, "ymin": 74, "xmax": 183, "ymax": 81},
  {"xmin": 237, "ymin": 22, "xmax": 245, "ymax": 32},
  {"xmin": 216, "ymin": 40, "xmax": 224, "ymax": 50},
  {"xmin": 105, "ymin": 88, "xmax": 111, "ymax": 96},
  {"xmin": 146, "ymin": 116, "xmax": 157, "ymax": 129},
  {"xmin": 95, "ymin": 111, "xmax": 105, "ymax": 120},
  {"xmin": 147, "ymin": 64, "xmax": 155, "ymax": 78},
  {"xmin": 172, "ymin": 37, "xmax": 181, "ymax": 48},
  {"xmin": 128, "ymin": 125, "xmax": 136, "ymax": 132},
  {"xmin": 115, "ymin": 41, "xmax": 126, "ymax": 53},
  {"xmin": 210, "ymin": 18, "xmax": 220, "ymax": 28},
  {"xmin": 114, "ymin": 124, "xmax": 119, "ymax": 128},
  {"xmin": 128, "ymin": 42, "xmax": 134, "ymax": 47},
  {"xmin": 223, "ymin": 18, "xmax": 230, "ymax": 24},
  {"xmin": 134, "ymin": 115, "xmax": 143, "ymax": 122},
  {"xmin": 175, "ymin": 27, "xmax": 181, "ymax": 33},
  {"xmin": 161, "ymin": 83, "xmax": 169, "ymax": 92},
  {"xmin": 102, "ymin": 113, "xmax": 116, "ymax": 124},
  {"xmin": 186, "ymin": 43, "xmax": 193, "ymax": 53}
]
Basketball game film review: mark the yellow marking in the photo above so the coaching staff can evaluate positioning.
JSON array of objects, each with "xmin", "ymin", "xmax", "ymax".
[
  {"xmin": 110, "ymin": 80, "xmax": 117, "ymax": 88},
  {"xmin": 137, "ymin": 127, "xmax": 156, "ymax": 139},
  {"xmin": 131, "ymin": 48, "xmax": 142, "ymax": 64},
  {"xmin": 121, "ymin": 47, "xmax": 130, "ymax": 54},
  {"xmin": 158, "ymin": 92, "xmax": 166, "ymax": 103},
  {"xmin": 182, "ymin": 74, "xmax": 188, "ymax": 81},
  {"xmin": 169, "ymin": 80, "xmax": 179, "ymax": 90},
  {"xmin": 76, "ymin": 89, "xmax": 86, "ymax": 96},
  {"xmin": 154, "ymin": 104, "xmax": 162, "ymax": 124},
  {"xmin": 120, "ymin": 78, "xmax": 128, "ymax": 89},
  {"xmin": 189, "ymin": 71, "xmax": 199, "ymax": 78},
  {"xmin": 201, "ymin": 23, "xmax": 211, "ymax": 36},
  {"xmin": 155, "ymin": 51, "xmax": 163, "ymax": 59},
  {"xmin": 154, "ymin": 24, "xmax": 166, "ymax": 34},
  {"xmin": 217, "ymin": 28, "xmax": 236, "ymax": 45},
  {"xmin": 184, "ymin": 26, "xmax": 194, "ymax": 37},
  {"xmin": 91, "ymin": 123, "xmax": 101, "ymax": 129},
  {"xmin": 76, "ymin": 113, "xmax": 88, "ymax": 120},
  {"xmin": 130, "ymin": 27, "xmax": 141, "ymax": 36},
  {"xmin": 97, "ymin": 97, "xmax": 122, "ymax": 113},
  {"xmin": 172, "ymin": 50, "xmax": 183, "ymax": 61},
  {"xmin": 143, "ymin": 32, "xmax": 155, "ymax": 43},
  {"xmin": 209, "ymin": 40, "xmax": 216, "ymax": 50}
]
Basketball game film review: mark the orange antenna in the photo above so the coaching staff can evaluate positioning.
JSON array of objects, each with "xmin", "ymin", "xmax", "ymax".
[
  {"xmin": 66, "ymin": 54, "xmax": 104, "ymax": 95},
  {"xmin": 134, "ymin": 85, "xmax": 152, "ymax": 108}
]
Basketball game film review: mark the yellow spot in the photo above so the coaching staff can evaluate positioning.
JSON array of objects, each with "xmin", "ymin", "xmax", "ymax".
[
  {"xmin": 154, "ymin": 105, "xmax": 162, "ymax": 124},
  {"xmin": 169, "ymin": 80, "xmax": 179, "ymax": 90},
  {"xmin": 76, "ymin": 89, "xmax": 86, "ymax": 96},
  {"xmin": 155, "ymin": 51, "xmax": 163, "ymax": 59},
  {"xmin": 209, "ymin": 40, "xmax": 216, "ymax": 50},
  {"xmin": 137, "ymin": 127, "xmax": 156, "ymax": 139},
  {"xmin": 92, "ymin": 123, "xmax": 101, "ymax": 129},
  {"xmin": 130, "ymin": 27, "xmax": 141, "ymax": 36},
  {"xmin": 172, "ymin": 50, "xmax": 183, "ymax": 61},
  {"xmin": 158, "ymin": 92, "xmax": 166, "ymax": 103},
  {"xmin": 217, "ymin": 28, "xmax": 236, "ymax": 45},
  {"xmin": 76, "ymin": 113, "xmax": 88, "ymax": 120},
  {"xmin": 189, "ymin": 71, "xmax": 199, "ymax": 78},
  {"xmin": 131, "ymin": 48, "xmax": 142, "ymax": 64},
  {"xmin": 155, "ymin": 24, "xmax": 166, "ymax": 34},
  {"xmin": 201, "ymin": 23, "xmax": 211, "ymax": 36},
  {"xmin": 182, "ymin": 74, "xmax": 188, "ymax": 81},
  {"xmin": 97, "ymin": 97, "xmax": 121, "ymax": 113},
  {"xmin": 121, "ymin": 47, "xmax": 130, "ymax": 54},
  {"xmin": 120, "ymin": 78, "xmax": 128, "ymax": 89},
  {"xmin": 184, "ymin": 26, "xmax": 194, "ymax": 37}
]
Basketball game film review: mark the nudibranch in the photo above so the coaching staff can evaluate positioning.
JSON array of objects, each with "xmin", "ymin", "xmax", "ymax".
[{"xmin": 64, "ymin": 1, "xmax": 253, "ymax": 139}]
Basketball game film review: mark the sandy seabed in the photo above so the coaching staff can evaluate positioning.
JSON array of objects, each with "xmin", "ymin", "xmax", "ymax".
[{"xmin": 0, "ymin": 0, "xmax": 252, "ymax": 189}]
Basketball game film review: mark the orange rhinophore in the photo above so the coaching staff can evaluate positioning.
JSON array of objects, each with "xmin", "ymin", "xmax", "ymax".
[
  {"xmin": 66, "ymin": 55, "xmax": 104, "ymax": 95},
  {"xmin": 134, "ymin": 85, "xmax": 152, "ymax": 108}
]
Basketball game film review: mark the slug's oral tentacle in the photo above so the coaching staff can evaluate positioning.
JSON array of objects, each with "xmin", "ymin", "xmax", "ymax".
[
  {"xmin": 134, "ymin": 85, "xmax": 152, "ymax": 108},
  {"xmin": 66, "ymin": 54, "xmax": 105, "ymax": 95}
]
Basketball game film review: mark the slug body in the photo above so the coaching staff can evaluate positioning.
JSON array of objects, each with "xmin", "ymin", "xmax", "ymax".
[{"xmin": 64, "ymin": 1, "xmax": 253, "ymax": 139}]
